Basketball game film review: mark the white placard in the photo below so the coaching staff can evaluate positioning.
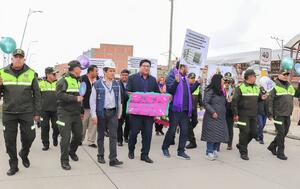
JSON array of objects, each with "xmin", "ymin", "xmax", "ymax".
[
  {"xmin": 181, "ymin": 29, "xmax": 210, "ymax": 77},
  {"xmin": 260, "ymin": 48, "xmax": 272, "ymax": 70},
  {"xmin": 128, "ymin": 57, "xmax": 157, "ymax": 77}
]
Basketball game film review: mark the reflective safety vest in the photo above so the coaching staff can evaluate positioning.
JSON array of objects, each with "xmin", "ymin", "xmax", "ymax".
[
  {"xmin": 193, "ymin": 86, "xmax": 200, "ymax": 95},
  {"xmin": 64, "ymin": 76, "xmax": 79, "ymax": 93},
  {"xmin": 274, "ymin": 85, "xmax": 295, "ymax": 96},
  {"xmin": 39, "ymin": 80, "xmax": 57, "ymax": 92},
  {"xmin": 239, "ymin": 83, "xmax": 260, "ymax": 96},
  {"xmin": 0, "ymin": 69, "xmax": 35, "ymax": 86}
]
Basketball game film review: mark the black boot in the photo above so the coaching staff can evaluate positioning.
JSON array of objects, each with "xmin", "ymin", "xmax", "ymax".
[
  {"xmin": 61, "ymin": 162, "xmax": 71, "ymax": 170},
  {"xmin": 69, "ymin": 153, "xmax": 79, "ymax": 161},
  {"xmin": 42, "ymin": 144, "xmax": 49, "ymax": 151},
  {"xmin": 277, "ymin": 154, "xmax": 288, "ymax": 160},
  {"xmin": 7, "ymin": 167, "xmax": 19, "ymax": 176},
  {"xmin": 53, "ymin": 138, "xmax": 58, "ymax": 147},
  {"xmin": 19, "ymin": 151, "xmax": 30, "ymax": 168},
  {"xmin": 186, "ymin": 142, "xmax": 197, "ymax": 149},
  {"xmin": 267, "ymin": 145, "xmax": 277, "ymax": 156}
]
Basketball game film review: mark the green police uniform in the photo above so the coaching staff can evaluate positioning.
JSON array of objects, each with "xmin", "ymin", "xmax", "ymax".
[
  {"xmin": 0, "ymin": 64, "xmax": 41, "ymax": 170},
  {"xmin": 268, "ymin": 80, "xmax": 295, "ymax": 158},
  {"xmin": 39, "ymin": 79, "xmax": 59, "ymax": 149},
  {"xmin": 232, "ymin": 82, "xmax": 261, "ymax": 158},
  {"xmin": 56, "ymin": 72, "xmax": 83, "ymax": 165}
]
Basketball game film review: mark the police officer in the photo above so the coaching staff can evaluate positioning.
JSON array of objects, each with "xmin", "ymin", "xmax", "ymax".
[
  {"xmin": 0, "ymin": 49, "xmax": 41, "ymax": 176},
  {"xmin": 39, "ymin": 67, "xmax": 59, "ymax": 151},
  {"xmin": 267, "ymin": 69, "xmax": 296, "ymax": 160},
  {"xmin": 232, "ymin": 69, "xmax": 267, "ymax": 160},
  {"xmin": 186, "ymin": 73, "xmax": 203, "ymax": 149},
  {"xmin": 56, "ymin": 60, "xmax": 84, "ymax": 170}
]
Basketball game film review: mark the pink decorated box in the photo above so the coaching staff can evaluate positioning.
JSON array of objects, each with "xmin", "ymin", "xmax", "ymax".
[{"xmin": 126, "ymin": 92, "xmax": 171, "ymax": 117}]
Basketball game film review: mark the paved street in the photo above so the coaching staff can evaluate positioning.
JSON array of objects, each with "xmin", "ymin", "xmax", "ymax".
[{"xmin": 0, "ymin": 122, "xmax": 300, "ymax": 189}]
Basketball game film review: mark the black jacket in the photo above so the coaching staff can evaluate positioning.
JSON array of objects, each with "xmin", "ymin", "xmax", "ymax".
[
  {"xmin": 127, "ymin": 73, "xmax": 159, "ymax": 93},
  {"xmin": 120, "ymin": 81, "xmax": 129, "ymax": 118},
  {"xmin": 232, "ymin": 82, "xmax": 263, "ymax": 117},
  {"xmin": 0, "ymin": 64, "xmax": 41, "ymax": 116},
  {"xmin": 39, "ymin": 79, "xmax": 57, "ymax": 112},
  {"xmin": 56, "ymin": 73, "xmax": 83, "ymax": 115},
  {"xmin": 80, "ymin": 74, "xmax": 99, "ymax": 109},
  {"xmin": 268, "ymin": 80, "xmax": 295, "ymax": 117}
]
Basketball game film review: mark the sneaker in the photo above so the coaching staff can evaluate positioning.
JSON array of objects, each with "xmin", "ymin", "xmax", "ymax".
[
  {"xmin": 259, "ymin": 140, "xmax": 264, "ymax": 145},
  {"xmin": 206, "ymin": 153, "xmax": 216, "ymax": 161},
  {"xmin": 109, "ymin": 159, "xmax": 123, "ymax": 166},
  {"xmin": 213, "ymin": 150, "xmax": 218, "ymax": 158},
  {"xmin": 177, "ymin": 152, "xmax": 191, "ymax": 160},
  {"xmin": 162, "ymin": 149, "xmax": 171, "ymax": 158},
  {"xmin": 97, "ymin": 156, "xmax": 106, "ymax": 164}
]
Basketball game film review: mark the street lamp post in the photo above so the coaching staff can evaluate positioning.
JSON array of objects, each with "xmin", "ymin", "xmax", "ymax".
[
  {"xmin": 20, "ymin": 9, "xmax": 43, "ymax": 49},
  {"xmin": 167, "ymin": 0, "xmax": 174, "ymax": 71},
  {"xmin": 26, "ymin": 40, "xmax": 38, "ymax": 59}
]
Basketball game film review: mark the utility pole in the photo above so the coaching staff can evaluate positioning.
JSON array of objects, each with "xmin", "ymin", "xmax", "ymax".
[
  {"xmin": 168, "ymin": 0, "xmax": 174, "ymax": 71},
  {"xmin": 271, "ymin": 36, "xmax": 284, "ymax": 60}
]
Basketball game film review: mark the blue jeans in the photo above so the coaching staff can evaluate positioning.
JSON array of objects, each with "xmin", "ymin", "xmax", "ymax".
[
  {"xmin": 206, "ymin": 142, "xmax": 220, "ymax": 155},
  {"xmin": 257, "ymin": 114, "xmax": 267, "ymax": 141}
]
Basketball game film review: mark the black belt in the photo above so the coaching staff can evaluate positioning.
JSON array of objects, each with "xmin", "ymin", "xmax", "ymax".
[{"xmin": 104, "ymin": 108, "xmax": 116, "ymax": 111}]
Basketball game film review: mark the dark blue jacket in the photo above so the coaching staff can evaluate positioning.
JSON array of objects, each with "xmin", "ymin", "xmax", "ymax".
[{"xmin": 127, "ymin": 73, "xmax": 159, "ymax": 93}]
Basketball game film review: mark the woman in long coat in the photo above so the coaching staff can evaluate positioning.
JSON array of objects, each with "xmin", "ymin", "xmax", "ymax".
[{"xmin": 201, "ymin": 74, "xmax": 229, "ymax": 160}]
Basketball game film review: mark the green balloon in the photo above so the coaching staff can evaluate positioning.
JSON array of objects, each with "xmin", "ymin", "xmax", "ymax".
[
  {"xmin": 0, "ymin": 37, "xmax": 17, "ymax": 54},
  {"xmin": 281, "ymin": 57, "xmax": 294, "ymax": 71}
]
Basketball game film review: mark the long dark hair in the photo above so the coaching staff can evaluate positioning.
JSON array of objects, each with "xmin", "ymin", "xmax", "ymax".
[{"xmin": 206, "ymin": 74, "xmax": 223, "ymax": 96}]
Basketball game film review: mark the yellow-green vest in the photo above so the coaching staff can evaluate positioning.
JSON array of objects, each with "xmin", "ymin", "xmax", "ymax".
[
  {"xmin": 64, "ymin": 76, "xmax": 80, "ymax": 93},
  {"xmin": 239, "ymin": 83, "xmax": 260, "ymax": 97},
  {"xmin": 274, "ymin": 85, "xmax": 295, "ymax": 96},
  {"xmin": 0, "ymin": 69, "xmax": 35, "ymax": 86},
  {"xmin": 39, "ymin": 80, "xmax": 57, "ymax": 92}
]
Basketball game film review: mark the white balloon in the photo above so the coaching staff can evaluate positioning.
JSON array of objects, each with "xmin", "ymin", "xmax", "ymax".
[{"xmin": 259, "ymin": 76, "xmax": 274, "ymax": 92}]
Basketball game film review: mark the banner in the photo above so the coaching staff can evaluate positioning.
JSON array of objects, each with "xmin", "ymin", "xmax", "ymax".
[
  {"xmin": 128, "ymin": 57, "xmax": 158, "ymax": 77},
  {"xmin": 181, "ymin": 29, "xmax": 210, "ymax": 77},
  {"xmin": 80, "ymin": 58, "xmax": 112, "ymax": 76},
  {"xmin": 126, "ymin": 92, "xmax": 171, "ymax": 117},
  {"xmin": 260, "ymin": 48, "xmax": 272, "ymax": 70}
]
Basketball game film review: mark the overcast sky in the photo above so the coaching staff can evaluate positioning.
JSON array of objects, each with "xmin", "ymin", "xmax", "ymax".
[{"xmin": 1, "ymin": 0, "xmax": 300, "ymax": 76}]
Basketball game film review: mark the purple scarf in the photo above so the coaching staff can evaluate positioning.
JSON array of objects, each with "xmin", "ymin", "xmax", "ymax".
[{"xmin": 172, "ymin": 68, "xmax": 192, "ymax": 117}]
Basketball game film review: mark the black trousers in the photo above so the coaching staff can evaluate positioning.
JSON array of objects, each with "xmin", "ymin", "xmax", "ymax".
[
  {"xmin": 3, "ymin": 115, "xmax": 36, "ymax": 169},
  {"xmin": 162, "ymin": 111, "xmax": 189, "ymax": 154},
  {"xmin": 41, "ymin": 111, "xmax": 59, "ymax": 146},
  {"xmin": 58, "ymin": 113, "xmax": 83, "ymax": 163},
  {"xmin": 155, "ymin": 123, "xmax": 163, "ymax": 132},
  {"xmin": 188, "ymin": 109, "xmax": 198, "ymax": 143},
  {"xmin": 237, "ymin": 116, "xmax": 257, "ymax": 155},
  {"xmin": 117, "ymin": 115, "xmax": 130, "ymax": 143},
  {"xmin": 226, "ymin": 114, "xmax": 234, "ymax": 147},
  {"xmin": 128, "ymin": 115, "xmax": 154, "ymax": 157},
  {"xmin": 269, "ymin": 116, "xmax": 291, "ymax": 156}
]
